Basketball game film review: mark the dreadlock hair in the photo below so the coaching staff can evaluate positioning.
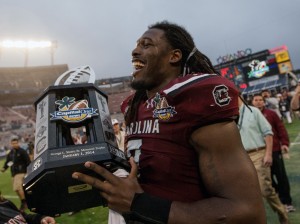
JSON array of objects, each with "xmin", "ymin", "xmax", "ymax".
[
  {"xmin": 125, "ymin": 21, "xmax": 218, "ymax": 125},
  {"xmin": 149, "ymin": 21, "xmax": 218, "ymax": 75}
]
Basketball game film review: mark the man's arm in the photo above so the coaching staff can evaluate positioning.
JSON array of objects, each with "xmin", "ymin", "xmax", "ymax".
[
  {"xmin": 24, "ymin": 213, "xmax": 56, "ymax": 224},
  {"xmin": 291, "ymin": 84, "xmax": 300, "ymax": 110},
  {"xmin": 256, "ymin": 109, "xmax": 273, "ymax": 166},
  {"xmin": 263, "ymin": 135, "xmax": 273, "ymax": 167},
  {"xmin": 273, "ymin": 113, "xmax": 289, "ymax": 147},
  {"xmin": 72, "ymin": 121, "xmax": 266, "ymax": 224},
  {"xmin": 168, "ymin": 121, "xmax": 266, "ymax": 224},
  {"xmin": 1, "ymin": 152, "xmax": 11, "ymax": 172}
]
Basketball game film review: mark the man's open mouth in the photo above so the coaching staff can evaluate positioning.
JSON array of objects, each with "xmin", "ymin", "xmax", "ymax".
[{"xmin": 132, "ymin": 60, "xmax": 145, "ymax": 71}]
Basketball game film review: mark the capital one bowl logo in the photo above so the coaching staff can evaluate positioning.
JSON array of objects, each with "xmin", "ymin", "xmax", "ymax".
[
  {"xmin": 50, "ymin": 96, "xmax": 98, "ymax": 123},
  {"xmin": 152, "ymin": 93, "xmax": 177, "ymax": 121},
  {"xmin": 248, "ymin": 59, "xmax": 270, "ymax": 78}
]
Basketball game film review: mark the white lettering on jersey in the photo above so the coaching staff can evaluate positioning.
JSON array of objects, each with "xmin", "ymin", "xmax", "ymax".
[
  {"xmin": 127, "ymin": 139, "xmax": 142, "ymax": 163},
  {"xmin": 127, "ymin": 119, "xmax": 159, "ymax": 135}
]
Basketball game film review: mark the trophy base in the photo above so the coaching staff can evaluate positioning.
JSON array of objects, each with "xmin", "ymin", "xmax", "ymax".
[{"xmin": 23, "ymin": 142, "xmax": 129, "ymax": 216}]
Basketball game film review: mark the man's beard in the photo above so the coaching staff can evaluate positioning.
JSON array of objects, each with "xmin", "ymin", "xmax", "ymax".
[{"xmin": 130, "ymin": 79, "xmax": 155, "ymax": 91}]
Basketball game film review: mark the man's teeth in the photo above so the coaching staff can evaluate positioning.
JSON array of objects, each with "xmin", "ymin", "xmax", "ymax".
[{"xmin": 132, "ymin": 61, "xmax": 145, "ymax": 70}]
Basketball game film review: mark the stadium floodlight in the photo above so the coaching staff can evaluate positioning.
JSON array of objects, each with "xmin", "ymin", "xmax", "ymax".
[
  {"xmin": 1, "ymin": 40, "xmax": 52, "ymax": 49},
  {"xmin": 0, "ymin": 39, "xmax": 57, "ymax": 66}
]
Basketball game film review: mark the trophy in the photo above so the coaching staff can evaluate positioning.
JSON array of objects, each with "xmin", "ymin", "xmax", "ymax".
[{"xmin": 23, "ymin": 65, "xmax": 130, "ymax": 216}]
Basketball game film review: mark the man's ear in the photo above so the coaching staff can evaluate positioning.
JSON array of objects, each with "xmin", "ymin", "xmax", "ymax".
[{"xmin": 169, "ymin": 49, "xmax": 182, "ymax": 64}]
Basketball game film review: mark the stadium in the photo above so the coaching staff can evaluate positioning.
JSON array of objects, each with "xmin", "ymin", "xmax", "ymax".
[
  {"xmin": 0, "ymin": 45, "xmax": 300, "ymax": 223},
  {"xmin": 1, "ymin": 44, "xmax": 300, "ymax": 151}
]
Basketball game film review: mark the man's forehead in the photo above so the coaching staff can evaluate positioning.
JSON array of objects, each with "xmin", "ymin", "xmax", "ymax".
[
  {"xmin": 137, "ymin": 28, "xmax": 165, "ymax": 42},
  {"xmin": 253, "ymin": 96, "xmax": 263, "ymax": 100}
]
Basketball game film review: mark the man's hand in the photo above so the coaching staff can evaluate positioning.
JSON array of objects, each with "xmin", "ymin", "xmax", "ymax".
[
  {"xmin": 281, "ymin": 145, "xmax": 290, "ymax": 159},
  {"xmin": 263, "ymin": 154, "xmax": 273, "ymax": 167},
  {"xmin": 281, "ymin": 145, "xmax": 289, "ymax": 154},
  {"xmin": 72, "ymin": 157, "xmax": 143, "ymax": 213},
  {"xmin": 41, "ymin": 216, "xmax": 56, "ymax": 224}
]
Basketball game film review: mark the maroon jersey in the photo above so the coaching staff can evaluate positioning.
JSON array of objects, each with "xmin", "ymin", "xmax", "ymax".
[
  {"xmin": 121, "ymin": 73, "xmax": 239, "ymax": 202},
  {"xmin": 261, "ymin": 108, "xmax": 289, "ymax": 151}
]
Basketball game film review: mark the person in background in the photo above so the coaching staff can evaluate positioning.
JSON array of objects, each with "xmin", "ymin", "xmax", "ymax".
[
  {"xmin": 27, "ymin": 141, "xmax": 34, "ymax": 161},
  {"xmin": 280, "ymin": 89, "xmax": 293, "ymax": 124},
  {"xmin": 72, "ymin": 21, "xmax": 266, "ymax": 224},
  {"xmin": 252, "ymin": 93, "xmax": 295, "ymax": 213},
  {"xmin": 71, "ymin": 126, "xmax": 87, "ymax": 145},
  {"xmin": 238, "ymin": 96, "xmax": 289, "ymax": 224},
  {"xmin": 112, "ymin": 119, "xmax": 125, "ymax": 151},
  {"xmin": 1, "ymin": 137, "xmax": 31, "ymax": 212},
  {"xmin": 291, "ymin": 81, "xmax": 300, "ymax": 111},
  {"xmin": 0, "ymin": 191, "xmax": 56, "ymax": 224},
  {"xmin": 108, "ymin": 119, "xmax": 127, "ymax": 223},
  {"xmin": 261, "ymin": 89, "xmax": 282, "ymax": 119}
]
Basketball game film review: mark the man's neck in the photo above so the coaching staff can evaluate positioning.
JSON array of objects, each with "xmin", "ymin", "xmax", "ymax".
[{"xmin": 146, "ymin": 73, "xmax": 181, "ymax": 99}]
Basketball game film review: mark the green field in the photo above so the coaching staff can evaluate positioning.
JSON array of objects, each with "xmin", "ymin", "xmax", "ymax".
[{"xmin": 0, "ymin": 119, "xmax": 299, "ymax": 223}]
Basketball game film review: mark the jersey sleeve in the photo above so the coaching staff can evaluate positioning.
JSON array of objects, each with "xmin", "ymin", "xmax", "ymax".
[
  {"xmin": 167, "ymin": 74, "xmax": 239, "ymax": 129},
  {"xmin": 120, "ymin": 94, "xmax": 134, "ymax": 115}
]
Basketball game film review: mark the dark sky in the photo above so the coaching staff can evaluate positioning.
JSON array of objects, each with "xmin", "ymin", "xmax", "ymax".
[{"xmin": 0, "ymin": 0, "xmax": 299, "ymax": 79}]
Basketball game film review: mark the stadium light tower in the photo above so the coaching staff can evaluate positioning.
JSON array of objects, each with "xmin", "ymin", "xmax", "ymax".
[{"xmin": 0, "ymin": 40, "xmax": 57, "ymax": 67}]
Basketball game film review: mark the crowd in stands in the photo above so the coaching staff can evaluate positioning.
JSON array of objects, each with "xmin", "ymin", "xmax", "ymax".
[
  {"xmin": 0, "ymin": 86, "xmax": 298, "ymax": 152},
  {"xmin": 0, "ymin": 105, "xmax": 35, "ymax": 155}
]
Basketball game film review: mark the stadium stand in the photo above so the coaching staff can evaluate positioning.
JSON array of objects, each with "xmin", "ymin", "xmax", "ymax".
[
  {"xmin": 0, "ymin": 105, "xmax": 35, "ymax": 152},
  {"xmin": 0, "ymin": 65, "xmax": 133, "ymax": 150},
  {"xmin": 0, "ymin": 64, "xmax": 69, "ymax": 106},
  {"xmin": 108, "ymin": 90, "xmax": 133, "ymax": 114}
]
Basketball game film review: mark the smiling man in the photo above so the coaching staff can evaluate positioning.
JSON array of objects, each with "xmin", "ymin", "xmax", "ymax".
[{"xmin": 72, "ymin": 21, "xmax": 266, "ymax": 224}]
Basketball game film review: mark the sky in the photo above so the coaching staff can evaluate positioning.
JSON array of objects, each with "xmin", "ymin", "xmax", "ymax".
[{"xmin": 0, "ymin": 0, "xmax": 299, "ymax": 79}]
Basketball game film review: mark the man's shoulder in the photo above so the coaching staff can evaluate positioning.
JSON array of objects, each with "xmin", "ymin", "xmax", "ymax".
[
  {"xmin": 121, "ymin": 93, "xmax": 135, "ymax": 114},
  {"xmin": 264, "ymin": 108, "xmax": 277, "ymax": 115},
  {"xmin": 245, "ymin": 105, "xmax": 261, "ymax": 116},
  {"xmin": 163, "ymin": 73, "xmax": 237, "ymax": 97},
  {"xmin": 120, "ymin": 130, "xmax": 126, "ymax": 136},
  {"xmin": 247, "ymin": 105, "xmax": 259, "ymax": 112}
]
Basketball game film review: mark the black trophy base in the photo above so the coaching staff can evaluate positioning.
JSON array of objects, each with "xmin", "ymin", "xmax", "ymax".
[{"xmin": 23, "ymin": 142, "xmax": 130, "ymax": 216}]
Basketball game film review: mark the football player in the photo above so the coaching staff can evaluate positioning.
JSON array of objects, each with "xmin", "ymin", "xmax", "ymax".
[{"xmin": 72, "ymin": 21, "xmax": 266, "ymax": 224}]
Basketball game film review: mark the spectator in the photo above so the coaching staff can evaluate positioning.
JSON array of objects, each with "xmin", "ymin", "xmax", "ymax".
[
  {"xmin": 27, "ymin": 141, "xmax": 34, "ymax": 161},
  {"xmin": 1, "ymin": 138, "xmax": 31, "ymax": 212},
  {"xmin": 107, "ymin": 118, "xmax": 127, "ymax": 224},
  {"xmin": 0, "ymin": 191, "xmax": 55, "ymax": 224},
  {"xmin": 261, "ymin": 89, "xmax": 282, "ymax": 119},
  {"xmin": 291, "ymin": 81, "xmax": 300, "ymax": 111},
  {"xmin": 72, "ymin": 21, "xmax": 266, "ymax": 223},
  {"xmin": 252, "ymin": 93, "xmax": 295, "ymax": 213},
  {"xmin": 278, "ymin": 93, "xmax": 292, "ymax": 124},
  {"xmin": 111, "ymin": 119, "xmax": 125, "ymax": 151},
  {"xmin": 238, "ymin": 96, "xmax": 289, "ymax": 223},
  {"xmin": 71, "ymin": 127, "xmax": 87, "ymax": 145}
]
